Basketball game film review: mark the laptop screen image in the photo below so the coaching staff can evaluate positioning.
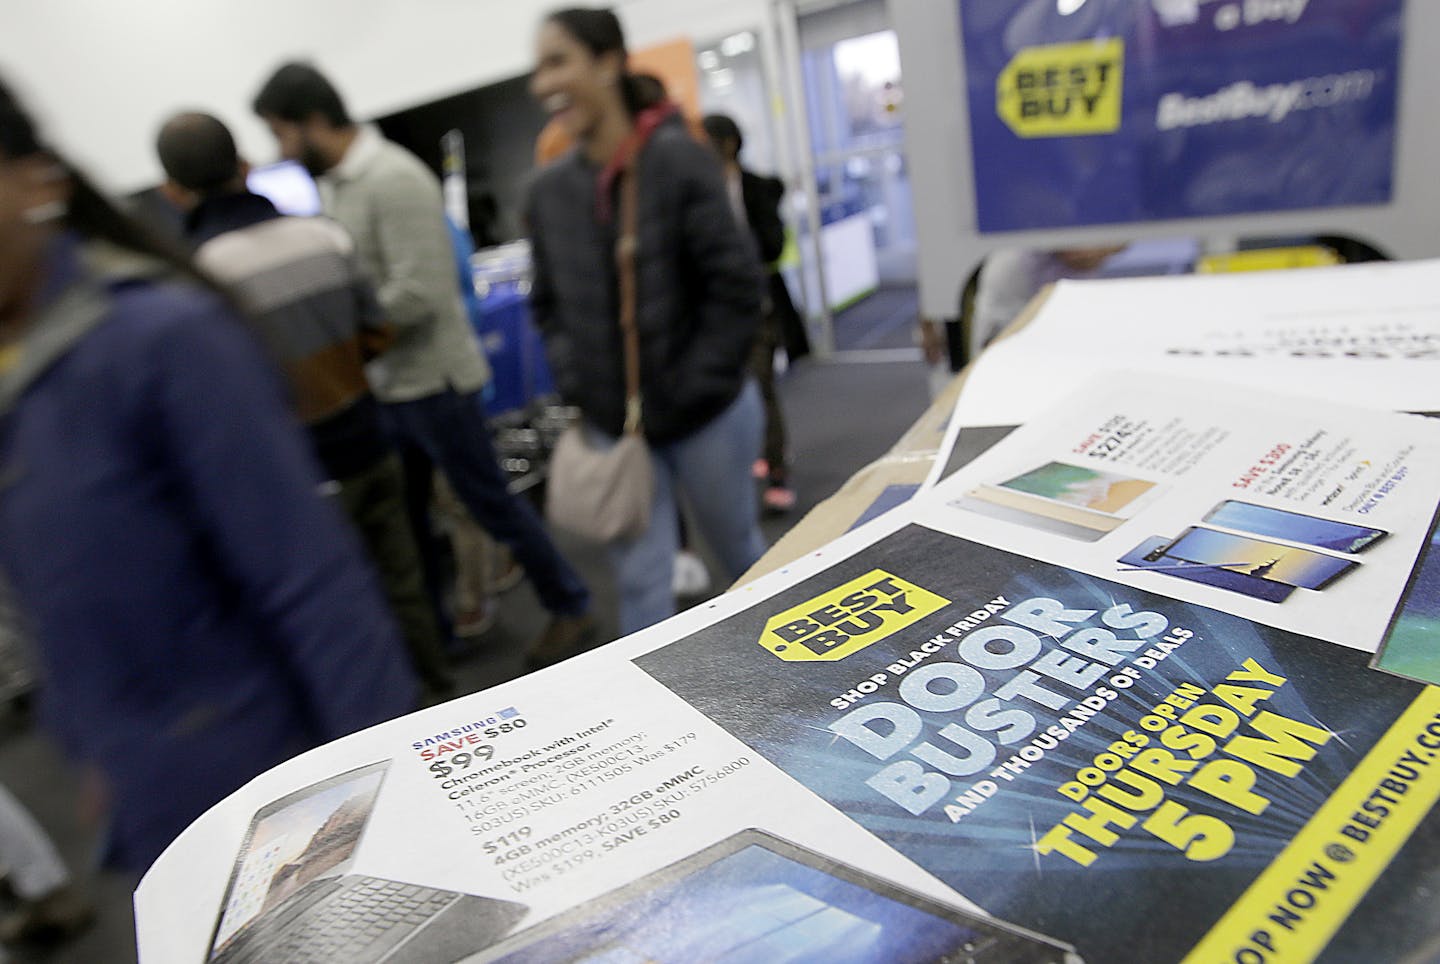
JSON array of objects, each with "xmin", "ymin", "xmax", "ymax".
[
  {"xmin": 210, "ymin": 762, "xmax": 387, "ymax": 956},
  {"xmin": 486, "ymin": 835, "xmax": 1069, "ymax": 963},
  {"xmin": 246, "ymin": 160, "xmax": 323, "ymax": 217}
]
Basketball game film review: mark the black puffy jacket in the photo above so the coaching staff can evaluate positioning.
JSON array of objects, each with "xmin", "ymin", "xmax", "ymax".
[{"xmin": 526, "ymin": 121, "xmax": 762, "ymax": 444}]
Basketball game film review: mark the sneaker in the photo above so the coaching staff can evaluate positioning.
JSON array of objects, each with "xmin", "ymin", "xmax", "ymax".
[
  {"xmin": 762, "ymin": 485, "xmax": 797, "ymax": 515},
  {"xmin": 0, "ymin": 884, "xmax": 94, "ymax": 944},
  {"xmin": 752, "ymin": 458, "xmax": 770, "ymax": 480},
  {"xmin": 526, "ymin": 614, "xmax": 599, "ymax": 670},
  {"xmin": 672, "ymin": 550, "xmax": 712, "ymax": 599}
]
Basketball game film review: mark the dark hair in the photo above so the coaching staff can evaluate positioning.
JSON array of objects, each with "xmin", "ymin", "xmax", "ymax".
[
  {"xmin": 631, "ymin": 73, "xmax": 667, "ymax": 107},
  {"xmin": 252, "ymin": 62, "xmax": 351, "ymax": 126},
  {"xmin": 701, "ymin": 114, "xmax": 743, "ymax": 154},
  {"xmin": 0, "ymin": 79, "xmax": 40, "ymax": 159},
  {"xmin": 156, "ymin": 112, "xmax": 240, "ymax": 193},
  {"xmin": 545, "ymin": 7, "xmax": 661, "ymax": 116},
  {"xmin": 0, "ymin": 76, "xmax": 231, "ymax": 300}
]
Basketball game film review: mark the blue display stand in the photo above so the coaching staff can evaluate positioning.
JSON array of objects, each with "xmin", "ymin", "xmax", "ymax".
[{"xmin": 470, "ymin": 284, "xmax": 557, "ymax": 418}]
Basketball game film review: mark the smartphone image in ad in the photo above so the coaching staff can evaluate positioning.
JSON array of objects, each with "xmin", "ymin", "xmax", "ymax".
[
  {"xmin": 1119, "ymin": 537, "xmax": 1294, "ymax": 603},
  {"xmin": 1203, "ymin": 500, "xmax": 1388, "ymax": 554},
  {"xmin": 997, "ymin": 462, "xmax": 1157, "ymax": 517},
  {"xmin": 1164, "ymin": 526, "xmax": 1358, "ymax": 590}
]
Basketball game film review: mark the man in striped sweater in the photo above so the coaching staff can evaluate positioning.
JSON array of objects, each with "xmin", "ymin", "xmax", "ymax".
[{"xmin": 156, "ymin": 111, "xmax": 455, "ymax": 701}]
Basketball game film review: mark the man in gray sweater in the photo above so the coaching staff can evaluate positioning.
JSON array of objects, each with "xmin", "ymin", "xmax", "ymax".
[{"xmin": 253, "ymin": 63, "xmax": 593, "ymax": 666}]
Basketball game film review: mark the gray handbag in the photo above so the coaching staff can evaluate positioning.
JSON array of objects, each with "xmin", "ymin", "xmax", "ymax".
[{"xmin": 545, "ymin": 169, "xmax": 654, "ymax": 542}]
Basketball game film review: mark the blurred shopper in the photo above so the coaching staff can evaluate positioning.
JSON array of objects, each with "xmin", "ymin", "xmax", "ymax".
[
  {"xmin": 526, "ymin": 7, "xmax": 766, "ymax": 635},
  {"xmin": 971, "ymin": 246, "xmax": 1126, "ymax": 349},
  {"xmin": 439, "ymin": 215, "xmax": 512, "ymax": 640},
  {"xmin": 535, "ymin": 73, "xmax": 718, "ymax": 603},
  {"xmin": 0, "ymin": 79, "xmax": 416, "ymax": 871},
  {"xmin": 702, "ymin": 113, "xmax": 799, "ymax": 515},
  {"xmin": 534, "ymin": 72, "xmax": 707, "ymax": 166},
  {"xmin": 155, "ymin": 111, "xmax": 456, "ymax": 701},
  {"xmin": 253, "ymin": 63, "xmax": 595, "ymax": 665}
]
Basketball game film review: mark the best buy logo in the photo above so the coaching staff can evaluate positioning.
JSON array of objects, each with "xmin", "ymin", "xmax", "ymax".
[
  {"xmin": 997, "ymin": 38, "xmax": 1124, "ymax": 137},
  {"xmin": 760, "ymin": 569, "xmax": 950, "ymax": 662}
]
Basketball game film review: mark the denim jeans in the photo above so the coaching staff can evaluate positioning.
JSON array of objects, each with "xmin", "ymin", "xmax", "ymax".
[
  {"xmin": 590, "ymin": 381, "xmax": 767, "ymax": 635},
  {"xmin": 336, "ymin": 454, "xmax": 452, "ymax": 692},
  {"xmin": 385, "ymin": 389, "xmax": 590, "ymax": 617}
]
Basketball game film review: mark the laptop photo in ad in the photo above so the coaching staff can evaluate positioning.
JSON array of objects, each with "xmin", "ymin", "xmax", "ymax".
[
  {"xmin": 208, "ymin": 761, "xmax": 526, "ymax": 963},
  {"xmin": 471, "ymin": 829, "xmax": 1078, "ymax": 964}
]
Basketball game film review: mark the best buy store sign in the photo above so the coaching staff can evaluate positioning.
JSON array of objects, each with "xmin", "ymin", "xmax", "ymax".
[{"xmin": 996, "ymin": 38, "xmax": 1124, "ymax": 137}]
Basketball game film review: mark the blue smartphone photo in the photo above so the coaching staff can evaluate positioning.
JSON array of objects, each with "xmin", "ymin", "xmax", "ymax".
[
  {"xmin": 1163, "ymin": 526, "xmax": 1357, "ymax": 590},
  {"xmin": 1204, "ymin": 500, "xmax": 1387, "ymax": 554},
  {"xmin": 1118, "ymin": 536, "xmax": 1294, "ymax": 603}
]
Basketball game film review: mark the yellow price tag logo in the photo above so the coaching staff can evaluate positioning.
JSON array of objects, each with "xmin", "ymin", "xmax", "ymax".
[
  {"xmin": 760, "ymin": 569, "xmax": 950, "ymax": 662},
  {"xmin": 997, "ymin": 38, "xmax": 1124, "ymax": 138}
]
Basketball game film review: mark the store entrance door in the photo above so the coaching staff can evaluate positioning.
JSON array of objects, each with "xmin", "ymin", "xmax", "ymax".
[{"xmin": 797, "ymin": 1, "xmax": 919, "ymax": 353}]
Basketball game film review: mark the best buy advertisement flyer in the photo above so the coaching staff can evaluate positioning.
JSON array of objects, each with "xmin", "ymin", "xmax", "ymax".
[
  {"xmin": 928, "ymin": 373, "xmax": 1440, "ymax": 655},
  {"xmin": 635, "ymin": 524, "xmax": 1440, "ymax": 962},
  {"xmin": 136, "ymin": 375, "xmax": 1440, "ymax": 964},
  {"xmin": 136, "ymin": 628, "xmax": 1000, "ymax": 964}
]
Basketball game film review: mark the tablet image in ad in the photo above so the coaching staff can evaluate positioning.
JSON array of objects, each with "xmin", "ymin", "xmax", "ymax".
[
  {"xmin": 1202, "ymin": 500, "xmax": 1388, "ymax": 554},
  {"xmin": 474, "ymin": 830, "xmax": 1075, "ymax": 964},
  {"xmin": 996, "ymin": 462, "xmax": 1157, "ymax": 517},
  {"xmin": 1373, "ymin": 504, "xmax": 1440, "ymax": 685},
  {"xmin": 955, "ymin": 462, "xmax": 1160, "ymax": 542},
  {"xmin": 209, "ymin": 761, "xmax": 526, "ymax": 963},
  {"xmin": 958, "ymin": 485, "xmax": 1125, "ymax": 542}
]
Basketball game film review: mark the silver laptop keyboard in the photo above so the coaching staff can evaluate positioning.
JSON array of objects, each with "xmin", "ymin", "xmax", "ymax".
[{"xmin": 266, "ymin": 877, "xmax": 454, "ymax": 962}]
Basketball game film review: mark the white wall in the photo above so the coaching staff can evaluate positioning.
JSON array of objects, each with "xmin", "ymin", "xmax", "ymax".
[
  {"xmin": 889, "ymin": 0, "xmax": 1440, "ymax": 321},
  {"xmin": 0, "ymin": 0, "xmax": 770, "ymax": 192}
]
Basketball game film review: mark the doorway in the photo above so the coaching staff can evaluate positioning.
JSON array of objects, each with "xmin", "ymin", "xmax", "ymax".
[{"xmin": 797, "ymin": 0, "xmax": 919, "ymax": 353}]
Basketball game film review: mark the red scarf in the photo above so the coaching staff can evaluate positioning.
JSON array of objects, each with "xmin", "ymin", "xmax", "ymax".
[{"xmin": 595, "ymin": 100, "xmax": 678, "ymax": 222}]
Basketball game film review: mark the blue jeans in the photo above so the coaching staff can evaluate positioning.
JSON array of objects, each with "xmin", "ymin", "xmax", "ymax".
[
  {"xmin": 385, "ymin": 389, "xmax": 590, "ymax": 617},
  {"xmin": 591, "ymin": 382, "xmax": 767, "ymax": 635}
]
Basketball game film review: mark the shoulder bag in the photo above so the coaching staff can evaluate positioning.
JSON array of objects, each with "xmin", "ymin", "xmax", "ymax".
[{"xmin": 545, "ymin": 169, "xmax": 654, "ymax": 542}]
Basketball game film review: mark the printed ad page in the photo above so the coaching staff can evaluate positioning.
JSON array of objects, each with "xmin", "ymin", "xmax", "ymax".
[
  {"xmin": 1373, "ymin": 504, "xmax": 1440, "ymax": 687},
  {"xmin": 136, "ymin": 608, "xmax": 1070, "ymax": 964},
  {"xmin": 135, "ymin": 459, "xmax": 1440, "ymax": 963},
  {"xmin": 924, "ymin": 373, "xmax": 1440, "ymax": 653},
  {"xmin": 955, "ymin": 261, "xmax": 1440, "ymax": 430},
  {"xmin": 635, "ymin": 522, "xmax": 1440, "ymax": 962}
]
